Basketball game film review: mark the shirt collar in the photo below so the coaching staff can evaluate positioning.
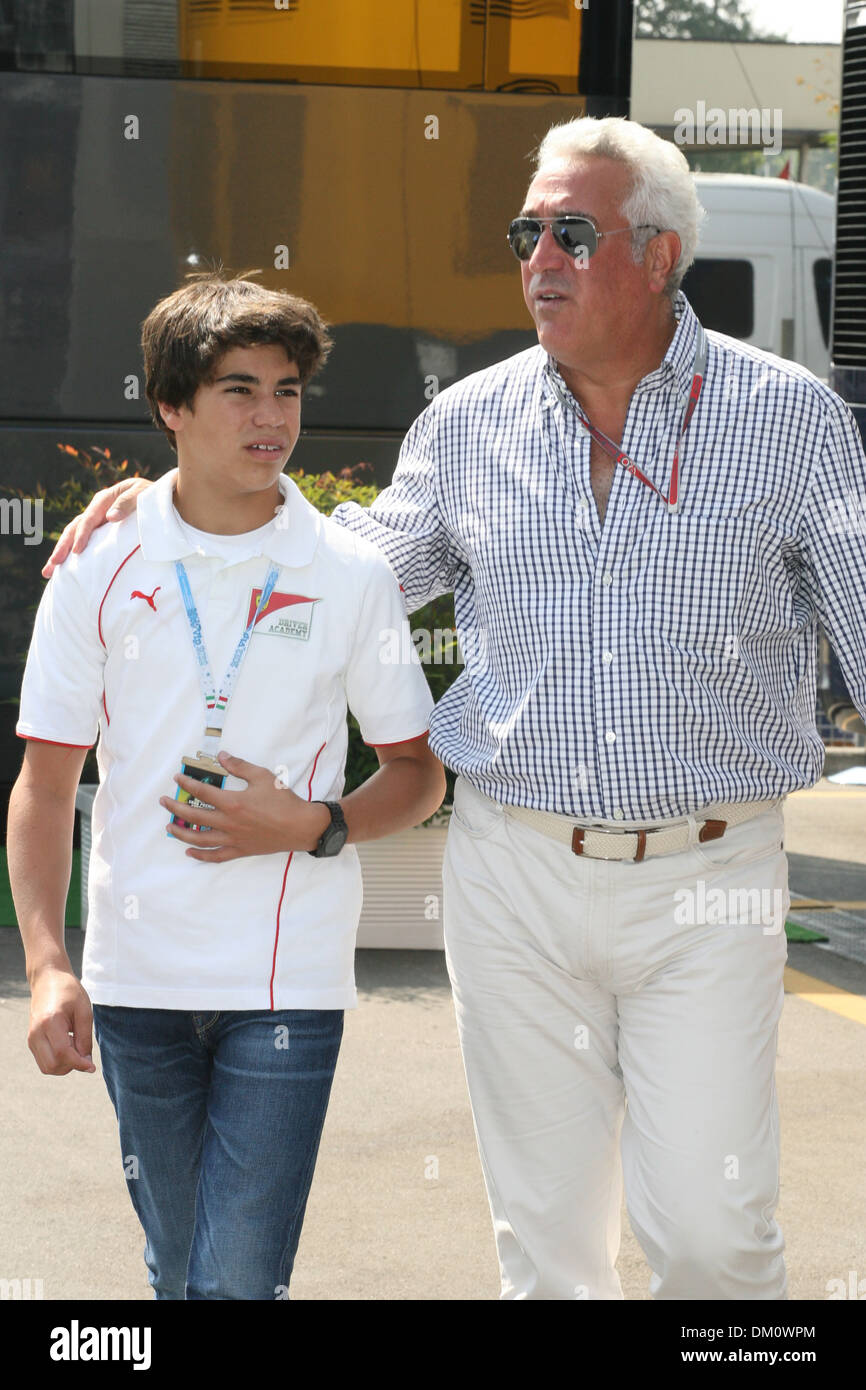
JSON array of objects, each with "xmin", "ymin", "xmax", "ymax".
[
  {"xmin": 137, "ymin": 470, "xmax": 322, "ymax": 567},
  {"xmin": 543, "ymin": 290, "xmax": 702, "ymax": 409}
]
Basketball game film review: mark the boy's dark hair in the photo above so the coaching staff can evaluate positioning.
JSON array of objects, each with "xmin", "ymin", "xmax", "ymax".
[{"xmin": 141, "ymin": 270, "xmax": 333, "ymax": 451}]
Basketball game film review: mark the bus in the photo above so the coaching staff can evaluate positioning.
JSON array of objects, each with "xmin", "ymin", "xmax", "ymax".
[
  {"xmin": 2, "ymin": 1, "xmax": 862, "ymax": 801},
  {"xmin": 0, "ymin": 0, "xmax": 634, "ymax": 794}
]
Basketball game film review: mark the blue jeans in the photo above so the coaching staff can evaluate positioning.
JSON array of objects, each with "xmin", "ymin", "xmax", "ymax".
[{"xmin": 93, "ymin": 1005, "xmax": 344, "ymax": 1300}]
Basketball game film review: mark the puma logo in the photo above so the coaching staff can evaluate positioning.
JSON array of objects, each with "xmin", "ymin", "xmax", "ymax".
[{"xmin": 130, "ymin": 586, "xmax": 161, "ymax": 611}]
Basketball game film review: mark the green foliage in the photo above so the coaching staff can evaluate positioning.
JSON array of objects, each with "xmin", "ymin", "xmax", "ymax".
[
  {"xmin": 288, "ymin": 468, "xmax": 379, "ymax": 515},
  {"xmin": 635, "ymin": 0, "xmax": 786, "ymax": 42},
  {"xmin": 41, "ymin": 445, "xmax": 158, "ymax": 540}
]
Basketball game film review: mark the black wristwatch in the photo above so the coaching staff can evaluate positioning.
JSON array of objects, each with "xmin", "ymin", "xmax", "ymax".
[{"xmin": 309, "ymin": 801, "xmax": 348, "ymax": 858}]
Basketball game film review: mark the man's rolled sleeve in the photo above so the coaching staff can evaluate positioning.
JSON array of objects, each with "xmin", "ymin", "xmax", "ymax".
[
  {"xmin": 331, "ymin": 404, "xmax": 463, "ymax": 613},
  {"xmin": 16, "ymin": 557, "xmax": 105, "ymax": 747},
  {"xmin": 344, "ymin": 550, "xmax": 435, "ymax": 747},
  {"xmin": 797, "ymin": 393, "xmax": 866, "ymax": 723}
]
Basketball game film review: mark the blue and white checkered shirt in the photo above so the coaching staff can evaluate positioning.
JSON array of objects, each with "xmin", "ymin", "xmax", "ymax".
[{"xmin": 332, "ymin": 292, "xmax": 866, "ymax": 821}]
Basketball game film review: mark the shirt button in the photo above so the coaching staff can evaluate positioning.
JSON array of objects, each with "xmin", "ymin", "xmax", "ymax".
[
  {"xmin": 602, "ymin": 651, "xmax": 613, "ymax": 665},
  {"xmin": 613, "ymin": 808, "xmax": 624, "ymax": 820},
  {"xmin": 602, "ymin": 572, "xmax": 613, "ymax": 586},
  {"xmin": 578, "ymin": 498, "xmax": 589, "ymax": 509},
  {"xmin": 605, "ymin": 730, "xmax": 616, "ymax": 744}
]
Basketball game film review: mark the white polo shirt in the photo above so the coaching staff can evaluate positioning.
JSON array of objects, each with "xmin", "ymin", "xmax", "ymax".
[{"xmin": 17, "ymin": 471, "xmax": 434, "ymax": 1011}]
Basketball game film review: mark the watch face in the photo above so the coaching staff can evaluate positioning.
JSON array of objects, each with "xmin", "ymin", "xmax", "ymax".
[
  {"xmin": 320, "ymin": 822, "xmax": 348, "ymax": 856},
  {"xmin": 314, "ymin": 803, "xmax": 348, "ymax": 857}
]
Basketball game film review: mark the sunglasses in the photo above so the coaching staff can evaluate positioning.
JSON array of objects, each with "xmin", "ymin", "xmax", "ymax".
[{"xmin": 507, "ymin": 215, "xmax": 661, "ymax": 262}]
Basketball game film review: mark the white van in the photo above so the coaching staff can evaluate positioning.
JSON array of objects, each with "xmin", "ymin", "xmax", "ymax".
[{"xmin": 684, "ymin": 174, "xmax": 835, "ymax": 380}]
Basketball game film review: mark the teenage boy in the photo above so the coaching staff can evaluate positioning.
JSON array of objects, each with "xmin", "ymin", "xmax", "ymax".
[{"xmin": 8, "ymin": 272, "xmax": 445, "ymax": 1300}]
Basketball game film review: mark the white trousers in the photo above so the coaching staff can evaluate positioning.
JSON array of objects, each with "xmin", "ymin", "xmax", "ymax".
[{"xmin": 442, "ymin": 776, "xmax": 791, "ymax": 1301}]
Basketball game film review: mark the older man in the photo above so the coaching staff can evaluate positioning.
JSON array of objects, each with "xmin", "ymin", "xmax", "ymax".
[{"xmin": 47, "ymin": 117, "xmax": 866, "ymax": 1301}]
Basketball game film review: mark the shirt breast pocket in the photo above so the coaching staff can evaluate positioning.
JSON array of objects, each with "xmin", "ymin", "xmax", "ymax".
[{"xmin": 633, "ymin": 509, "xmax": 797, "ymax": 659}]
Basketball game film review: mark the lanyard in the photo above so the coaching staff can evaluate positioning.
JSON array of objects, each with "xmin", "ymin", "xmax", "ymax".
[
  {"xmin": 175, "ymin": 559, "xmax": 281, "ymax": 753},
  {"xmin": 549, "ymin": 324, "xmax": 708, "ymax": 514}
]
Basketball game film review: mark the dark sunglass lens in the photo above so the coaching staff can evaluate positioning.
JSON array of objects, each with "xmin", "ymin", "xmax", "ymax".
[
  {"xmin": 508, "ymin": 219, "xmax": 539, "ymax": 261},
  {"xmin": 553, "ymin": 219, "xmax": 594, "ymax": 257}
]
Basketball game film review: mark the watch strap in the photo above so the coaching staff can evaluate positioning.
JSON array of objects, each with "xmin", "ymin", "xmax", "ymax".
[{"xmin": 310, "ymin": 800, "xmax": 348, "ymax": 857}]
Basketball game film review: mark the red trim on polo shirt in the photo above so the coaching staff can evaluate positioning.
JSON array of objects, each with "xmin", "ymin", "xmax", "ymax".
[
  {"xmin": 269, "ymin": 739, "xmax": 328, "ymax": 1010},
  {"xmin": 98, "ymin": 544, "xmax": 141, "ymax": 648},
  {"xmin": 97, "ymin": 544, "xmax": 142, "ymax": 720},
  {"xmin": 270, "ymin": 857, "xmax": 294, "ymax": 1013},
  {"xmin": 16, "ymin": 734, "xmax": 93, "ymax": 749},
  {"xmin": 363, "ymin": 728, "xmax": 430, "ymax": 748}
]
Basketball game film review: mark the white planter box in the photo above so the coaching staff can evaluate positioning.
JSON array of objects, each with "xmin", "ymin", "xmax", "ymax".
[
  {"xmin": 355, "ymin": 824, "xmax": 448, "ymax": 949},
  {"xmin": 74, "ymin": 785, "xmax": 448, "ymax": 950}
]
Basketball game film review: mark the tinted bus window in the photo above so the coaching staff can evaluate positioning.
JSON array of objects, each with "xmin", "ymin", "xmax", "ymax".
[
  {"xmin": 0, "ymin": 0, "xmax": 617, "ymax": 93},
  {"xmin": 680, "ymin": 259, "xmax": 754, "ymax": 338},
  {"xmin": 0, "ymin": 1, "xmax": 73, "ymax": 71}
]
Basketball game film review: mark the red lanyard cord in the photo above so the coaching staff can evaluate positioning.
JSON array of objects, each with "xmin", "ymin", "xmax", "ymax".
[{"xmin": 551, "ymin": 324, "xmax": 708, "ymax": 514}]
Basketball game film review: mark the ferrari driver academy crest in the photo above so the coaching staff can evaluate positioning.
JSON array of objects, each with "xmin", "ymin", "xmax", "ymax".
[{"xmin": 248, "ymin": 589, "xmax": 321, "ymax": 641}]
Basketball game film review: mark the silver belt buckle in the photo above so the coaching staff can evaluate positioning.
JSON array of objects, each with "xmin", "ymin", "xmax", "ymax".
[{"xmin": 571, "ymin": 825, "xmax": 650, "ymax": 862}]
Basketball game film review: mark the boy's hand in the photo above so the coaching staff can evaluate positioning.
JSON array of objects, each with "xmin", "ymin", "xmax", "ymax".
[
  {"xmin": 42, "ymin": 478, "xmax": 153, "ymax": 578},
  {"xmin": 28, "ymin": 967, "xmax": 96, "ymax": 1075},
  {"xmin": 160, "ymin": 753, "xmax": 331, "ymax": 862},
  {"xmin": 160, "ymin": 736, "xmax": 444, "ymax": 863}
]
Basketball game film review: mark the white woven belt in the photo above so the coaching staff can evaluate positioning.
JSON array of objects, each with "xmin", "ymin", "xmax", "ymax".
[{"xmin": 502, "ymin": 800, "xmax": 781, "ymax": 862}]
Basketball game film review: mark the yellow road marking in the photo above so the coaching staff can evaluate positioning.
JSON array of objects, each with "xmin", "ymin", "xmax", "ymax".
[
  {"xmin": 790, "ymin": 900, "xmax": 866, "ymax": 910},
  {"xmin": 784, "ymin": 966, "xmax": 866, "ymax": 1026}
]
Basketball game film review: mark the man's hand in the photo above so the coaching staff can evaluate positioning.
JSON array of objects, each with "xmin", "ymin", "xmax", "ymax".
[
  {"xmin": 160, "ymin": 753, "xmax": 330, "ymax": 863},
  {"xmin": 27, "ymin": 966, "xmax": 96, "ymax": 1076},
  {"xmin": 42, "ymin": 477, "xmax": 153, "ymax": 578}
]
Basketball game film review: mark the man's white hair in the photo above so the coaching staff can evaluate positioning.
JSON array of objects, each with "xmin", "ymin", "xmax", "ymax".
[{"xmin": 534, "ymin": 116, "xmax": 705, "ymax": 296}]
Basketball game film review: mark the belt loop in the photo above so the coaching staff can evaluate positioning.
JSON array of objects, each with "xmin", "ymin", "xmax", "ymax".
[
  {"xmin": 633, "ymin": 830, "xmax": 647, "ymax": 863},
  {"xmin": 686, "ymin": 812, "xmax": 701, "ymax": 850}
]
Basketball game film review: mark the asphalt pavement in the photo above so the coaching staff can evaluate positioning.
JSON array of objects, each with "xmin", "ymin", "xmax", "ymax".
[{"xmin": 1, "ymin": 779, "xmax": 864, "ymax": 1301}]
